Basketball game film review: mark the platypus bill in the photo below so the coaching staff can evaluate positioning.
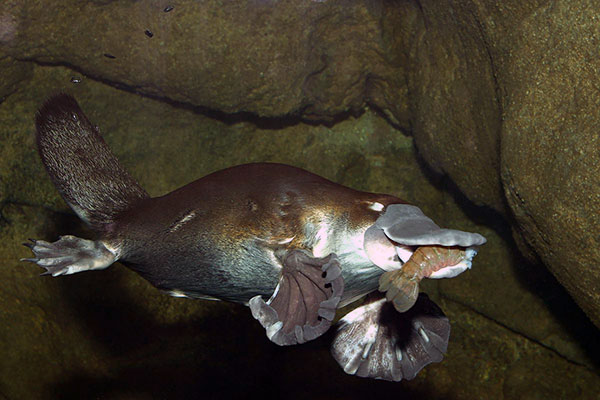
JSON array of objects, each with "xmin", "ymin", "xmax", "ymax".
[{"xmin": 23, "ymin": 94, "xmax": 486, "ymax": 382}]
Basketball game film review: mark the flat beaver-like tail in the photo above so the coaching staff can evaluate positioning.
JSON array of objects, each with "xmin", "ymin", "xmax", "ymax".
[{"xmin": 35, "ymin": 94, "xmax": 149, "ymax": 232}]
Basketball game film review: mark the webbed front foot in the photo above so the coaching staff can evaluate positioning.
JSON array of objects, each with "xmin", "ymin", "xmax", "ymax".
[
  {"xmin": 379, "ymin": 268, "xmax": 420, "ymax": 313},
  {"xmin": 331, "ymin": 292, "xmax": 450, "ymax": 381},
  {"xmin": 249, "ymin": 250, "xmax": 344, "ymax": 346},
  {"xmin": 22, "ymin": 235, "xmax": 116, "ymax": 276}
]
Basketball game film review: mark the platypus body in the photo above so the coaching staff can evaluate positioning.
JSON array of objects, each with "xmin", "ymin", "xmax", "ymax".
[
  {"xmin": 113, "ymin": 163, "xmax": 400, "ymax": 306},
  {"xmin": 24, "ymin": 94, "xmax": 486, "ymax": 381}
]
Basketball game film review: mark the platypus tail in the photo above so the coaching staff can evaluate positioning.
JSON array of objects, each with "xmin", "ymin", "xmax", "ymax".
[{"xmin": 35, "ymin": 94, "xmax": 149, "ymax": 232}]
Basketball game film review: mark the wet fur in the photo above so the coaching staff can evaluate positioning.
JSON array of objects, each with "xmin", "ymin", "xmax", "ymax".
[
  {"xmin": 108, "ymin": 163, "xmax": 399, "ymax": 303},
  {"xmin": 36, "ymin": 95, "xmax": 148, "ymax": 232}
]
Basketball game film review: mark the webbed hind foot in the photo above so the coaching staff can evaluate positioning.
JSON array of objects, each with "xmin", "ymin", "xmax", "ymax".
[{"xmin": 22, "ymin": 235, "xmax": 117, "ymax": 276}]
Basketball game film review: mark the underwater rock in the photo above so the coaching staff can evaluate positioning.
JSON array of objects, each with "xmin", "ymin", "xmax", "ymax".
[
  {"xmin": 0, "ymin": 0, "xmax": 408, "ymax": 122},
  {"xmin": 401, "ymin": 2, "xmax": 503, "ymax": 212},
  {"xmin": 401, "ymin": 1, "xmax": 600, "ymax": 328},
  {"xmin": 0, "ymin": 8, "xmax": 33, "ymax": 101},
  {"xmin": 499, "ymin": 3, "xmax": 600, "ymax": 331},
  {"xmin": 0, "ymin": 56, "xmax": 32, "ymax": 102}
]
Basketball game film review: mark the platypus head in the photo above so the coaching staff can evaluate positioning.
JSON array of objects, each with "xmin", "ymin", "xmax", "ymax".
[{"xmin": 363, "ymin": 204, "xmax": 486, "ymax": 277}]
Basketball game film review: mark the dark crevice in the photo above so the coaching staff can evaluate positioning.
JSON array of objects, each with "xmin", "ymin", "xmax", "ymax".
[
  {"xmin": 366, "ymin": 100, "xmax": 410, "ymax": 134},
  {"xmin": 16, "ymin": 57, "xmax": 365, "ymax": 130},
  {"xmin": 0, "ymin": 204, "xmax": 8, "ymax": 227}
]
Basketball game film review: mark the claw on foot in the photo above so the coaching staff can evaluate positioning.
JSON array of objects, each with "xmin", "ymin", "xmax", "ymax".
[{"xmin": 21, "ymin": 235, "xmax": 117, "ymax": 276}]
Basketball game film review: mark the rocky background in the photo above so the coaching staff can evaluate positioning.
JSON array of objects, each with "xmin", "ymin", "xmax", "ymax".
[{"xmin": 0, "ymin": 0, "xmax": 598, "ymax": 399}]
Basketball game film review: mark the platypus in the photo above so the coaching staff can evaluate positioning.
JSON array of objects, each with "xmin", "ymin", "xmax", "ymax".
[{"xmin": 23, "ymin": 94, "xmax": 486, "ymax": 381}]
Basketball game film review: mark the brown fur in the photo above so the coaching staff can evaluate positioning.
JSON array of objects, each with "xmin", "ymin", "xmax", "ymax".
[{"xmin": 35, "ymin": 94, "xmax": 148, "ymax": 232}]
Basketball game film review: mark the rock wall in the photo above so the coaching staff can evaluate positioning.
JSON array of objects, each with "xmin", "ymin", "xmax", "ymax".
[{"xmin": 398, "ymin": 0, "xmax": 600, "ymax": 328}]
